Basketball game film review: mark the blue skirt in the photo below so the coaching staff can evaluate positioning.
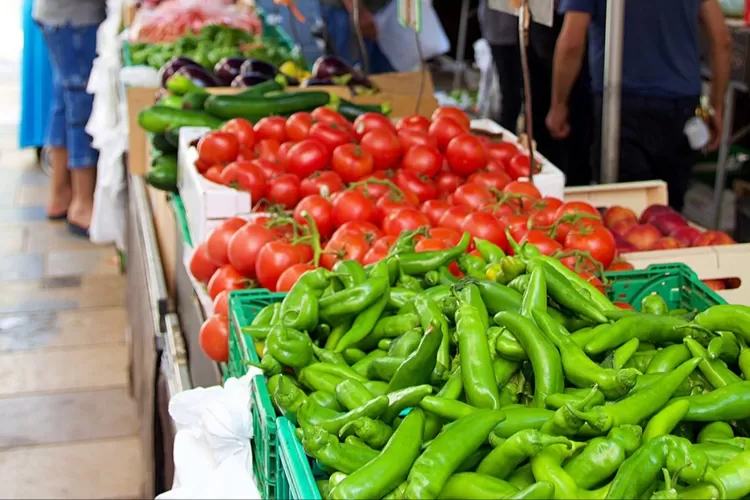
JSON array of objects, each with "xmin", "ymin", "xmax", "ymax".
[{"xmin": 19, "ymin": 0, "xmax": 53, "ymax": 149}]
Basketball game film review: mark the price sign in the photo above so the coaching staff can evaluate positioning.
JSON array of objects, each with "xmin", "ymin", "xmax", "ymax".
[
  {"xmin": 487, "ymin": 0, "xmax": 555, "ymax": 27},
  {"xmin": 398, "ymin": 0, "xmax": 422, "ymax": 32}
]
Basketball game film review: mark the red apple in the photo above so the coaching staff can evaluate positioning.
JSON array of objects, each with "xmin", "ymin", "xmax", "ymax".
[
  {"xmin": 610, "ymin": 219, "xmax": 638, "ymax": 237},
  {"xmin": 702, "ymin": 279, "xmax": 727, "ymax": 291},
  {"xmin": 650, "ymin": 212, "xmax": 688, "ymax": 235},
  {"xmin": 670, "ymin": 226, "xmax": 702, "ymax": 247},
  {"xmin": 614, "ymin": 236, "xmax": 638, "ymax": 253},
  {"xmin": 694, "ymin": 230, "xmax": 735, "ymax": 247},
  {"xmin": 650, "ymin": 236, "xmax": 684, "ymax": 250},
  {"xmin": 640, "ymin": 204, "xmax": 675, "ymax": 224},
  {"xmin": 624, "ymin": 224, "xmax": 662, "ymax": 251},
  {"xmin": 603, "ymin": 206, "xmax": 638, "ymax": 227}
]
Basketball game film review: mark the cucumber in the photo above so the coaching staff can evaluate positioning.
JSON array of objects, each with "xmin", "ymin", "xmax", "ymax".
[
  {"xmin": 164, "ymin": 128, "xmax": 181, "ymax": 148},
  {"xmin": 151, "ymin": 133, "xmax": 177, "ymax": 154},
  {"xmin": 151, "ymin": 154, "xmax": 177, "ymax": 170},
  {"xmin": 237, "ymin": 78, "xmax": 285, "ymax": 97},
  {"xmin": 204, "ymin": 92, "xmax": 331, "ymax": 121},
  {"xmin": 145, "ymin": 160, "xmax": 178, "ymax": 193},
  {"xmin": 138, "ymin": 106, "xmax": 223, "ymax": 134},
  {"xmin": 158, "ymin": 95, "xmax": 184, "ymax": 109},
  {"xmin": 337, "ymin": 100, "xmax": 392, "ymax": 121},
  {"xmin": 182, "ymin": 91, "xmax": 210, "ymax": 110}
]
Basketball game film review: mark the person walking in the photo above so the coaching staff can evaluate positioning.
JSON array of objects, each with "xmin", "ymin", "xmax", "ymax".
[
  {"xmin": 33, "ymin": 0, "xmax": 104, "ymax": 235},
  {"xmin": 547, "ymin": 0, "xmax": 732, "ymax": 210}
]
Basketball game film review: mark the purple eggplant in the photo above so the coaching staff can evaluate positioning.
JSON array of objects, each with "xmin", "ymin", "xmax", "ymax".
[
  {"xmin": 300, "ymin": 77, "xmax": 335, "ymax": 88},
  {"xmin": 240, "ymin": 59, "xmax": 279, "ymax": 79},
  {"xmin": 174, "ymin": 65, "xmax": 221, "ymax": 88},
  {"xmin": 230, "ymin": 73, "xmax": 273, "ymax": 88},
  {"xmin": 158, "ymin": 56, "xmax": 202, "ymax": 87},
  {"xmin": 312, "ymin": 55, "xmax": 375, "ymax": 90},
  {"xmin": 214, "ymin": 57, "xmax": 248, "ymax": 86}
]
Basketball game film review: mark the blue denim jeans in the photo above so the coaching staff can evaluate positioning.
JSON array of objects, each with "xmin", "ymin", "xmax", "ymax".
[
  {"xmin": 320, "ymin": 5, "xmax": 395, "ymax": 74},
  {"xmin": 39, "ymin": 23, "xmax": 99, "ymax": 168}
]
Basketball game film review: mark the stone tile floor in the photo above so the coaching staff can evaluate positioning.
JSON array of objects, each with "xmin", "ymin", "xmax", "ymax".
[{"xmin": 0, "ymin": 147, "xmax": 143, "ymax": 498}]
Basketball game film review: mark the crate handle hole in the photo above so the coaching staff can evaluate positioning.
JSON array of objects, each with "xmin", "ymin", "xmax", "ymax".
[{"xmin": 701, "ymin": 277, "xmax": 740, "ymax": 292}]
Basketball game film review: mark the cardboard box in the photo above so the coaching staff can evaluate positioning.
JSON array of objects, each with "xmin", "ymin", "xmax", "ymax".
[
  {"xmin": 125, "ymin": 71, "xmax": 439, "ymax": 175},
  {"xmin": 147, "ymin": 185, "xmax": 178, "ymax": 298}
]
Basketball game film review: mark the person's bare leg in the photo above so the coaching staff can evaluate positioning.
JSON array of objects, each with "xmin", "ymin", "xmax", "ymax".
[
  {"xmin": 47, "ymin": 146, "xmax": 72, "ymax": 218},
  {"xmin": 68, "ymin": 166, "xmax": 96, "ymax": 229}
]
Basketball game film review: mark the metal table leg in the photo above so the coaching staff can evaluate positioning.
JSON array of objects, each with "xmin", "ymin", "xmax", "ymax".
[
  {"xmin": 710, "ymin": 82, "xmax": 738, "ymax": 229},
  {"xmin": 453, "ymin": 0, "xmax": 470, "ymax": 90}
]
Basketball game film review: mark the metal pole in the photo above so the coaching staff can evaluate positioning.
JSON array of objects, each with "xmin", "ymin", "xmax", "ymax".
[
  {"xmin": 711, "ymin": 83, "xmax": 737, "ymax": 229},
  {"xmin": 600, "ymin": 0, "xmax": 625, "ymax": 184},
  {"xmin": 453, "ymin": 0, "xmax": 470, "ymax": 90}
]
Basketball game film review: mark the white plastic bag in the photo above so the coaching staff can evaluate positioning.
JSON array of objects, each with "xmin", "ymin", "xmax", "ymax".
[
  {"xmin": 473, "ymin": 38, "xmax": 500, "ymax": 119},
  {"xmin": 374, "ymin": 0, "xmax": 450, "ymax": 72}
]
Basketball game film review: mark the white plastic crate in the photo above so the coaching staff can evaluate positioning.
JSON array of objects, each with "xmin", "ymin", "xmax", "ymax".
[
  {"xmin": 178, "ymin": 127, "xmax": 253, "ymax": 245},
  {"xmin": 470, "ymin": 118, "xmax": 566, "ymax": 199}
]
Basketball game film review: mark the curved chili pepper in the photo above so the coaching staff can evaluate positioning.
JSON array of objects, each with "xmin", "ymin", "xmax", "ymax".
[
  {"xmin": 304, "ymin": 395, "xmax": 390, "ymax": 435},
  {"xmin": 585, "ymin": 315, "xmax": 708, "ymax": 355},
  {"xmin": 330, "ymin": 408, "xmax": 425, "ymax": 500},
  {"xmin": 623, "ymin": 350, "xmax": 658, "ymax": 374},
  {"xmin": 387, "ymin": 322, "xmax": 442, "ymax": 393},
  {"xmin": 708, "ymin": 331, "xmax": 741, "ymax": 363},
  {"xmin": 309, "ymin": 391, "xmax": 343, "ymax": 412},
  {"xmin": 363, "ymin": 380, "xmax": 388, "ymax": 397},
  {"xmin": 324, "ymin": 319, "xmax": 353, "ymax": 351},
  {"xmin": 471, "ymin": 279, "xmax": 523, "ymax": 314},
  {"xmin": 265, "ymin": 323, "xmax": 313, "ymax": 369},
  {"xmin": 280, "ymin": 268, "xmax": 336, "ymax": 332},
  {"xmin": 494, "ymin": 311, "xmax": 564, "ymax": 408},
  {"xmin": 436, "ymin": 366, "xmax": 463, "ymax": 400},
  {"xmin": 300, "ymin": 426, "xmax": 379, "ymax": 474},
  {"xmin": 530, "ymin": 443, "xmax": 609, "ymax": 500},
  {"xmin": 385, "ymin": 328, "xmax": 422, "ymax": 358},
  {"xmin": 540, "ymin": 385, "xmax": 601, "ymax": 437},
  {"xmin": 396, "ymin": 272, "xmax": 423, "ymax": 292},
  {"xmin": 492, "ymin": 406, "xmax": 556, "ymax": 438},
  {"xmin": 507, "ymin": 273, "xmax": 531, "ymax": 294},
  {"xmin": 684, "ymin": 337, "xmax": 743, "ymax": 388},
  {"xmin": 368, "ymin": 313, "xmax": 421, "ymax": 344},
  {"xmin": 368, "ymin": 356, "xmax": 405, "ymax": 381},
  {"xmin": 529, "ymin": 260, "xmax": 609, "ymax": 324},
  {"xmin": 493, "ymin": 357, "xmax": 521, "ymax": 388},
  {"xmin": 387, "ymin": 288, "xmax": 417, "ymax": 311},
  {"xmin": 351, "ymin": 349, "xmax": 387, "ymax": 377},
  {"xmin": 698, "ymin": 421, "xmax": 735, "ymax": 443},
  {"xmin": 331, "ymin": 259, "xmax": 367, "ymax": 289},
  {"xmin": 477, "ymin": 429, "xmax": 571, "ymax": 479},
  {"xmin": 334, "ymin": 264, "xmax": 390, "ymax": 353},
  {"xmin": 382, "ymin": 481, "xmax": 407, "ymax": 500},
  {"xmin": 675, "ymin": 483, "xmax": 721, "ymax": 500},
  {"xmin": 248, "ymin": 302, "xmax": 278, "ymax": 327},
  {"xmin": 494, "ymin": 328, "xmax": 528, "ymax": 361},
  {"xmin": 318, "ymin": 276, "xmax": 388, "ymax": 325},
  {"xmin": 646, "ymin": 344, "xmax": 692, "ymax": 374},
  {"xmin": 498, "ymin": 371, "xmax": 526, "ymax": 406},
  {"xmin": 382, "ymin": 384, "xmax": 432, "ymax": 423},
  {"xmin": 311, "ymin": 344, "xmax": 347, "ymax": 366},
  {"xmin": 334, "ymin": 379, "xmax": 374, "ymax": 411},
  {"xmin": 414, "ymin": 295, "xmax": 451, "ymax": 377},
  {"xmin": 544, "ymin": 388, "xmax": 605, "ymax": 410},
  {"xmin": 674, "ymin": 380, "xmax": 750, "ymax": 421},
  {"xmin": 642, "ymin": 293, "xmax": 669, "ymax": 315},
  {"xmin": 272, "ymin": 374, "xmax": 307, "ymax": 420},
  {"xmin": 643, "ymin": 400, "xmax": 691, "ymax": 442},
  {"xmin": 520, "ymin": 266, "xmax": 546, "ymax": 321},
  {"xmin": 693, "ymin": 304, "xmax": 750, "ymax": 344},
  {"xmin": 738, "ymin": 336, "xmax": 750, "ymax": 379},
  {"xmin": 474, "ymin": 238, "xmax": 506, "ymax": 264},
  {"xmin": 563, "ymin": 424, "xmax": 642, "ymax": 490},
  {"xmin": 608, "ymin": 337, "xmax": 640, "ymax": 369},
  {"xmin": 317, "ymin": 479, "xmax": 330, "ymax": 499},
  {"xmin": 499, "ymin": 256, "xmax": 527, "ymax": 284},
  {"xmin": 535, "ymin": 254, "xmax": 618, "ymax": 313},
  {"xmin": 404, "ymin": 410, "xmax": 507, "ymax": 499},
  {"xmin": 455, "ymin": 302, "xmax": 501, "ymax": 410},
  {"xmin": 694, "ymin": 442, "xmax": 744, "ymax": 469},
  {"xmin": 567, "ymin": 358, "xmax": 701, "ymax": 432},
  {"xmin": 398, "ymin": 232, "xmax": 470, "ymax": 276},
  {"xmin": 455, "ymin": 282, "xmax": 490, "ymax": 330},
  {"xmin": 458, "ymin": 253, "xmax": 488, "ymax": 280},
  {"xmin": 338, "ymin": 416, "xmax": 393, "ymax": 449},
  {"xmin": 343, "ymin": 348, "xmax": 366, "ymax": 364},
  {"xmin": 438, "ymin": 472, "xmax": 518, "ymax": 499}
]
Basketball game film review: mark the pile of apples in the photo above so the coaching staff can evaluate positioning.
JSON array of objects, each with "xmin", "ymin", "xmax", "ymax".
[{"xmin": 602, "ymin": 204, "xmax": 735, "ymax": 253}]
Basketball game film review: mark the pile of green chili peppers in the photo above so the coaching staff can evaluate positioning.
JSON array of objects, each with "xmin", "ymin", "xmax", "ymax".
[{"xmin": 240, "ymin": 229, "xmax": 750, "ymax": 500}]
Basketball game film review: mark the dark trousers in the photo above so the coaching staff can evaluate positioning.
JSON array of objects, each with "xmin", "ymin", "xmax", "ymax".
[
  {"xmin": 527, "ymin": 15, "xmax": 594, "ymax": 186},
  {"xmin": 490, "ymin": 44, "xmax": 523, "ymax": 133},
  {"xmin": 592, "ymin": 95, "xmax": 700, "ymax": 212}
]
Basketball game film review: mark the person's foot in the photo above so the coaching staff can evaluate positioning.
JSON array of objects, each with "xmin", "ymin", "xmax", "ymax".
[
  {"xmin": 67, "ymin": 167, "xmax": 96, "ymax": 236},
  {"xmin": 66, "ymin": 199, "xmax": 92, "ymax": 234},
  {"xmin": 46, "ymin": 186, "xmax": 72, "ymax": 219}
]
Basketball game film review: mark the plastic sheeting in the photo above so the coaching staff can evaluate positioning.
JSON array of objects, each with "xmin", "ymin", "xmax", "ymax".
[{"xmin": 19, "ymin": 0, "xmax": 53, "ymax": 149}]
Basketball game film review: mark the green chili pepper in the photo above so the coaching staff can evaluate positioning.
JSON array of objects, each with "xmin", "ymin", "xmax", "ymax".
[
  {"xmin": 436, "ymin": 366, "xmax": 463, "ymax": 400},
  {"xmin": 520, "ymin": 266, "xmax": 547, "ymax": 320},
  {"xmin": 498, "ymin": 372, "xmax": 526, "ymax": 406},
  {"xmin": 342, "ymin": 348, "xmax": 365, "ymax": 364},
  {"xmin": 738, "ymin": 336, "xmax": 750, "ymax": 379},
  {"xmin": 643, "ymin": 400, "xmax": 691, "ymax": 441},
  {"xmin": 351, "ymin": 350, "xmax": 387, "ymax": 377},
  {"xmin": 297, "ymin": 366, "xmax": 345, "ymax": 393},
  {"xmin": 324, "ymin": 320, "xmax": 353, "ymax": 351},
  {"xmin": 265, "ymin": 324, "xmax": 314, "ymax": 369},
  {"xmin": 466, "ymin": 279, "xmax": 522, "ymax": 314},
  {"xmin": 646, "ymin": 344, "xmax": 692, "ymax": 374},
  {"xmin": 419, "ymin": 395, "xmax": 477, "ymax": 421},
  {"xmin": 698, "ymin": 421, "xmax": 735, "ymax": 443},
  {"xmin": 344, "ymin": 435, "xmax": 376, "ymax": 452},
  {"xmin": 570, "ymin": 324, "xmax": 606, "ymax": 348},
  {"xmin": 241, "ymin": 325, "xmax": 272, "ymax": 340},
  {"xmin": 414, "ymin": 295, "xmax": 452, "ymax": 378},
  {"xmin": 455, "ymin": 303, "xmax": 502, "ymax": 410},
  {"xmin": 383, "ymin": 384, "xmax": 432, "ymax": 422},
  {"xmin": 387, "ymin": 322, "xmax": 442, "ymax": 393},
  {"xmin": 339, "ymin": 417, "xmax": 393, "ymax": 449},
  {"xmin": 404, "ymin": 410, "xmax": 506, "ymax": 499},
  {"xmin": 563, "ymin": 424, "xmax": 642, "ymax": 490},
  {"xmin": 319, "ymin": 276, "xmax": 388, "ymax": 324},
  {"xmin": 506, "ymin": 464, "xmax": 535, "ymax": 490},
  {"xmin": 539, "ymin": 385, "xmax": 601, "ymax": 437},
  {"xmin": 368, "ymin": 356, "xmax": 406, "ymax": 381},
  {"xmin": 494, "ymin": 311, "xmax": 564, "ymax": 408},
  {"xmin": 438, "ymin": 472, "xmax": 518, "ymax": 499},
  {"xmin": 694, "ymin": 443, "xmax": 744, "ymax": 470},
  {"xmin": 334, "ymin": 264, "xmax": 390, "ymax": 353},
  {"xmin": 708, "ymin": 331, "xmax": 741, "ymax": 363},
  {"xmin": 388, "ymin": 329, "xmax": 423, "ymax": 358},
  {"xmin": 566, "ymin": 358, "xmax": 701, "ymax": 432},
  {"xmin": 533, "ymin": 309, "xmax": 640, "ymax": 399},
  {"xmin": 530, "ymin": 443, "xmax": 606, "ymax": 500},
  {"xmin": 494, "ymin": 329, "xmax": 528, "ymax": 361},
  {"xmin": 398, "ymin": 232, "xmax": 470, "ymax": 276},
  {"xmin": 330, "ymin": 408, "xmax": 425, "ymax": 500},
  {"xmin": 317, "ymin": 479, "xmax": 330, "ymax": 499},
  {"xmin": 608, "ymin": 337, "xmax": 640, "ymax": 369},
  {"xmin": 364, "ymin": 380, "xmax": 388, "ymax": 396},
  {"xmin": 493, "ymin": 406, "xmax": 557, "ymax": 438},
  {"xmin": 528, "ymin": 260, "xmax": 608, "ymax": 324},
  {"xmin": 332, "ymin": 260, "xmax": 367, "ymax": 289},
  {"xmin": 454, "ymin": 282, "xmax": 490, "ymax": 330},
  {"xmin": 387, "ymin": 288, "xmax": 417, "ymax": 311},
  {"xmin": 272, "ymin": 375, "xmax": 307, "ymax": 419},
  {"xmin": 684, "ymin": 337, "xmax": 743, "ymax": 388},
  {"xmin": 544, "ymin": 389, "xmax": 605, "ymax": 410},
  {"xmin": 301, "ymin": 396, "xmax": 389, "ymax": 435},
  {"xmin": 675, "ymin": 483, "xmax": 721, "ymax": 500},
  {"xmin": 499, "ymin": 256, "xmax": 526, "ymax": 284},
  {"xmin": 311, "ymin": 344, "xmax": 347, "ymax": 366},
  {"xmin": 536, "ymin": 254, "xmax": 618, "ymax": 312},
  {"xmin": 382, "ymin": 481, "xmax": 408, "ymax": 500},
  {"xmin": 693, "ymin": 304, "xmax": 750, "ymax": 344},
  {"xmin": 249, "ymin": 303, "xmax": 278, "ymax": 327},
  {"xmin": 674, "ymin": 380, "xmax": 750, "ymax": 421},
  {"xmin": 334, "ymin": 379, "xmax": 374, "ymax": 411},
  {"xmin": 506, "ymin": 273, "xmax": 531, "ymax": 294},
  {"xmin": 328, "ymin": 471, "xmax": 347, "ymax": 492},
  {"xmin": 642, "ymin": 293, "xmax": 669, "ymax": 315},
  {"xmin": 300, "ymin": 426, "xmax": 379, "ymax": 474},
  {"xmin": 397, "ymin": 272, "xmax": 423, "ymax": 292},
  {"xmin": 474, "ymin": 237, "xmax": 506, "ymax": 264},
  {"xmin": 477, "ymin": 429, "xmax": 571, "ymax": 479},
  {"xmin": 585, "ymin": 315, "xmax": 708, "ymax": 355},
  {"xmin": 280, "ymin": 268, "xmax": 335, "ymax": 332},
  {"xmin": 493, "ymin": 357, "xmax": 521, "ymax": 388},
  {"xmin": 458, "ymin": 253, "xmax": 488, "ymax": 280},
  {"xmin": 309, "ymin": 391, "xmax": 343, "ymax": 412}
]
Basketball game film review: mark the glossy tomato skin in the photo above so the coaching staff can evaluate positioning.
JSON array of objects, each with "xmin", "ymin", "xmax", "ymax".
[
  {"xmin": 227, "ymin": 223, "xmax": 278, "ymax": 277},
  {"xmin": 252, "ymin": 158, "xmax": 284, "ymax": 181},
  {"xmin": 330, "ymin": 190, "xmax": 376, "ymax": 228},
  {"xmin": 421, "ymin": 199, "xmax": 451, "ymax": 226},
  {"xmin": 438, "ymin": 205, "xmax": 472, "ymax": 232},
  {"xmin": 255, "ymin": 240, "xmax": 305, "ymax": 291},
  {"xmin": 608, "ymin": 258, "xmax": 635, "ymax": 272},
  {"xmin": 285, "ymin": 112, "xmax": 314, "ymax": 142},
  {"xmin": 521, "ymin": 229, "xmax": 563, "ymax": 256},
  {"xmin": 416, "ymin": 238, "xmax": 449, "ymax": 252},
  {"xmin": 461, "ymin": 212, "xmax": 509, "ymax": 251},
  {"xmin": 429, "ymin": 116, "xmax": 468, "ymax": 152},
  {"xmin": 255, "ymin": 139, "xmax": 281, "ymax": 162},
  {"xmin": 198, "ymin": 131, "xmax": 239, "ymax": 165},
  {"xmin": 332, "ymin": 144, "xmax": 374, "ymax": 183},
  {"xmin": 206, "ymin": 217, "xmax": 246, "ymax": 266},
  {"xmin": 432, "ymin": 106, "xmax": 471, "ymax": 130},
  {"xmin": 363, "ymin": 246, "xmax": 388, "ymax": 265},
  {"xmin": 309, "ymin": 122, "xmax": 354, "ymax": 155},
  {"xmin": 294, "ymin": 194, "xmax": 334, "ymax": 239},
  {"xmin": 436, "ymin": 172, "xmax": 465, "ymax": 197},
  {"xmin": 265, "ymin": 173, "xmax": 301, "ymax": 209},
  {"xmin": 204, "ymin": 166, "xmax": 223, "ymax": 184},
  {"xmin": 402, "ymin": 145, "xmax": 443, "ymax": 177},
  {"xmin": 446, "ymin": 134, "xmax": 487, "ymax": 176},
  {"xmin": 354, "ymin": 112, "xmax": 396, "ymax": 139},
  {"xmin": 469, "ymin": 171, "xmax": 512, "ymax": 191},
  {"xmin": 221, "ymin": 118, "xmax": 255, "ymax": 148},
  {"xmin": 508, "ymin": 154, "xmax": 533, "ymax": 179},
  {"xmin": 486, "ymin": 141, "xmax": 518, "ymax": 166},
  {"xmin": 207, "ymin": 265, "xmax": 247, "ymax": 300},
  {"xmin": 331, "ymin": 220, "xmax": 383, "ymax": 242},
  {"xmin": 230, "ymin": 161, "xmax": 266, "ymax": 202},
  {"xmin": 503, "ymin": 180, "xmax": 542, "ymax": 200},
  {"xmin": 453, "ymin": 183, "xmax": 495, "ymax": 209},
  {"xmin": 397, "ymin": 115, "xmax": 431, "ymax": 133},
  {"xmin": 311, "ymin": 107, "xmax": 351, "ymax": 130},
  {"xmin": 189, "ymin": 242, "xmax": 219, "ymax": 284},
  {"xmin": 199, "ymin": 315, "xmax": 230, "ymax": 362},
  {"xmin": 276, "ymin": 263, "xmax": 316, "ymax": 292},
  {"xmin": 212, "ymin": 290, "xmax": 230, "ymax": 317},
  {"xmin": 394, "ymin": 170, "xmax": 438, "ymax": 203},
  {"xmin": 360, "ymin": 129, "xmax": 403, "ymax": 170},
  {"xmin": 397, "ymin": 129, "xmax": 438, "ymax": 150},
  {"xmin": 382, "ymin": 208, "xmax": 430, "ymax": 237},
  {"xmin": 286, "ymin": 139, "xmax": 329, "ymax": 178},
  {"xmin": 320, "ymin": 234, "xmax": 370, "ymax": 269},
  {"xmin": 375, "ymin": 194, "xmax": 414, "ymax": 226},
  {"xmin": 564, "ymin": 224, "xmax": 617, "ymax": 269},
  {"xmin": 254, "ymin": 116, "xmax": 287, "ymax": 143},
  {"xmin": 428, "ymin": 227, "xmax": 462, "ymax": 247},
  {"xmin": 300, "ymin": 170, "xmax": 345, "ymax": 198},
  {"xmin": 503, "ymin": 214, "xmax": 531, "ymax": 243},
  {"xmin": 554, "ymin": 201, "xmax": 601, "ymax": 221}
]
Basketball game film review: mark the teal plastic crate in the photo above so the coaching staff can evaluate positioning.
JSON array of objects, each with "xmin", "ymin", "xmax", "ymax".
[
  {"xmin": 605, "ymin": 263, "xmax": 727, "ymax": 310},
  {"xmin": 228, "ymin": 289, "xmax": 285, "ymax": 378},
  {"xmin": 276, "ymin": 417, "xmax": 321, "ymax": 500}
]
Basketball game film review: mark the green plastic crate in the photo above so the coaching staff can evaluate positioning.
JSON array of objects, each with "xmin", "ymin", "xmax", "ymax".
[
  {"xmin": 276, "ymin": 417, "xmax": 321, "ymax": 500},
  {"xmin": 169, "ymin": 194, "xmax": 192, "ymax": 248},
  {"xmin": 605, "ymin": 263, "xmax": 727, "ymax": 310},
  {"xmin": 228, "ymin": 289, "xmax": 285, "ymax": 377}
]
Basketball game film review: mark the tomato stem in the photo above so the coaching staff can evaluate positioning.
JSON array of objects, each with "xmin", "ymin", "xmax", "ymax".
[
  {"xmin": 349, "ymin": 178, "xmax": 406, "ymax": 200},
  {"xmin": 546, "ymin": 212, "xmax": 601, "ymax": 239},
  {"xmin": 300, "ymin": 211, "xmax": 323, "ymax": 267}
]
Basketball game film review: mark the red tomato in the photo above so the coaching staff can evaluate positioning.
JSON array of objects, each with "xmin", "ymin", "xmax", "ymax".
[
  {"xmin": 252, "ymin": 158, "xmax": 284, "ymax": 181},
  {"xmin": 286, "ymin": 139, "xmax": 330, "ymax": 178},
  {"xmin": 204, "ymin": 166, "xmax": 223, "ymax": 184},
  {"xmin": 554, "ymin": 201, "xmax": 601, "ymax": 221},
  {"xmin": 486, "ymin": 142, "xmax": 518, "ymax": 166},
  {"xmin": 360, "ymin": 129, "xmax": 403, "ymax": 170},
  {"xmin": 608, "ymin": 258, "xmax": 635, "ymax": 272},
  {"xmin": 468, "ymin": 171, "xmax": 512, "ymax": 191},
  {"xmin": 189, "ymin": 242, "xmax": 218, "ymax": 284},
  {"xmin": 331, "ymin": 190, "xmax": 377, "ymax": 227},
  {"xmin": 432, "ymin": 106, "xmax": 471, "ymax": 130},
  {"xmin": 255, "ymin": 139, "xmax": 281, "ymax": 162},
  {"xmin": 198, "ymin": 131, "xmax": 239, "ymax": 165},
  {"xmin": 415, "ymin": 238, "xmax": 449, "ymax": 252},
  {"xmin": 461, "ymin": 212, "xmax": 509, "ymax": 251},
  {"xmin": 236, "ymin": 146, "xmax": 255, "ymax": 162},
  {"xmin": 212, "ymin": 290, "xmax": 230, "ymax": 317},
  {"xmin": 276, "ymin": 263, "xmax": 316, "ymax": 292},
  {"xmin": 311, "ymin": 107, "xmax": 352, "ymax": 130},
  {"xmin": 485, "ymin": 159, "xmax": 508, "ymax": 173},
  {"xmin": 363, "ymin": 246, "xmax": 388, "ymax": 265},
  {"xmin": 436, "ymin": 172, "xmax": 465, "ymax": 197},
  {"xmin": 521, "ymin": 230, "xmax": 563, "ymax": 256},
  {"xmin": 227, "ymin": 223, "xmax": 278, "ymax": 277},
  {"xmin": 453, "ymin": 183, "xmax": 495, "ymax": 209},
  {"xmin": 394, "ymin": 170, "xmax": 439, "ymax": 203},
  {"xmin": 207, "ymin": 265, "xmax": 247, "ymax": 300},
  {"xmin": 226, "ymin": 161, "xmax": 266, "ymax": 202},
  {"xmin": 320, "ymin": 234, "xmax": 370, "ymax": 269},
  {"xmin": 371, "ymin": 235, "xmax": 397, "ymax": 251},
  {"xmin": 421, "ymin": 199, "xmax": 451, "ymax": 226},
  {"xmin": 195, "ymin": 158, "xmax": 212, "ymax": 174},
  {"xmin": 354, "ymin": 112, "xmax": 396, "ymax": 139},
  {"xmin": 564, "ymin": 225, "xmax": 617, "ymax": 269},
  {"xmin": 383, "ymin": 208, "xmax": 430, "ymax": 237},
  {"xmin": 402, "ymin": 145, "xmax": 443, "ymax": 177},
  {"xmin": 503, "ymin": 180, "xmax": 542, "ymax": 200},
  {"xmin": 331, "ymin": 220, "xmax": 383, "ymax": 242},
  {"xmin": 294, "ymin": 194, "xmax": 334, "ymax": 239},
  {"xmin": 375, "ymin": 193, "xmax": 415, "ymax": 226},
  {"xmin": 199, "ymin": 315, "xmax": 229, "ymax": 362},
  {"xmin": 438, "ymin": 205, "xmax": 472, "ymax": 231},
  {"xmin": 285, "ymin": 112, "xmax": 314, "ymax": 142},
  {"xmin": 253, "ymin": 116, "xmax": 287, "ymax": 143},
  {"xmin": 255, "ymin": 241, "xmax": 306, "ymax": 291},
  {"xmin": 508, "ymin": 154, "xmax": 538, "ymax": 179},
  {"xmin": 397, "ymin": 115, "xmax": 431, "ymax": 133},
  {"xmin": 428, "ymin": 117, "xmax": 468, "ymax": 152},
  {"xmin": 309, "ymin": 122, "xmax": 354, "ymax": 154},
  {"xmin": 277, "ymin": 141, "xmax": 296, "ymax": 169},
  {"xmin": 398, "ymin": 129, "xmax": 438, "ymax": 150},
  {"xmin": 206, "ymin": 217, "xmax": 246, "ymax": 266},
  {"xmin": 445, "ymin": 133, "xmax": 487, "ymax": 176},
  {"xmin": 300, "ymin": 170, "xmax": 345, "ymax": 198},
  {"xmin": 580, "ymin": 273, "xmax": 606, "ymax": 295},
  {"xmin": 265, "ymin": 173, "xmax": 301, "ymax": 209},
  {"xmin": 503, "ymin": 214, "xmax": 531, "ymax": 243},
  {"xmin": 428, "ymin": 227, "xmax": 462, "ymax": 247},
  {"xmin": 332, "ymin": 144, "xmax": 374, "ymax": 182},
  {"xmin": 221, "ymin": 118, "xmax": 255, "ymax": 148}
]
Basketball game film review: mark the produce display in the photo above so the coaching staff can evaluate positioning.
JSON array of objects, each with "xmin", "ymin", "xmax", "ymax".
[{"xmin": 217, "ymin": 237, "xmax": 750, "ymax": 500}]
